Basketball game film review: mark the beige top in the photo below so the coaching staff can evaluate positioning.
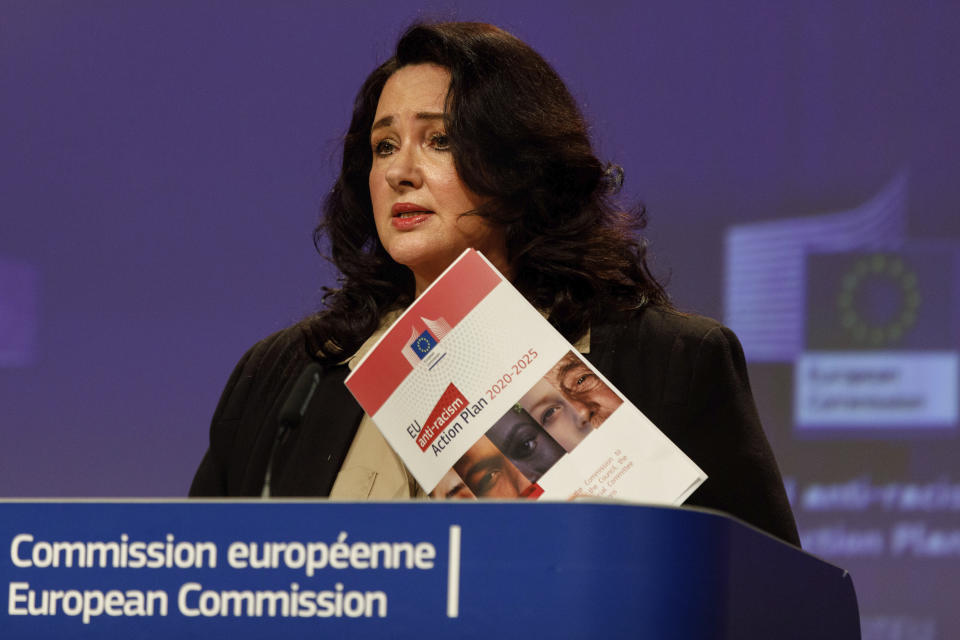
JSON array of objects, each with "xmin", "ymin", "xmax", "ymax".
[
  {"xmin": 327, "ymin": 309, "xmax": 590, "ymax": 499},
  {"xmin": 328, "ymin": 310, "xmax": 425, "ymax": 499}
]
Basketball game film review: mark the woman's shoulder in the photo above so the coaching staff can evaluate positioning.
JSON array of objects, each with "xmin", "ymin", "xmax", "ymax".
[
  {"xmin": 231, "ymin": 324, "xmax": 313, "ymax": 376},
  {"xmin": 592, "ymin": 306, "xmax": 800, "ymax": 546},
  {"xmin": 214, "ymin": 322, "xmax": 326, "ymax": 419},
  {"xmin": 191, "ymin": 322, "xmax": 329, "ymax": 496},
  {"xmin": 624, "ymin": 305, "xmax": 725, "ymax": 336},
  {"xmin": 588, "ymin": 304, "xmax": 753, "ymax": 410},
  {"xmin": 594, "ymin": 305, "xmax": 740, "ymax": 356},
  {"xmin": 238, "ymin": 313, "xmax": 338, "ymax": 367}
]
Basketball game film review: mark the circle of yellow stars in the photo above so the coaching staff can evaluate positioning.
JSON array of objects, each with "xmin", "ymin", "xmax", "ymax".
[{"xmin": 837, "ymin": 254, "xmax": 921, "ymax": 346}]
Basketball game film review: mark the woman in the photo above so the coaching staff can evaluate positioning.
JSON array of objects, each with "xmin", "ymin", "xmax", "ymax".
[{"xmin": 190, "ymin": 22, "xmax": 800, "ymax": 547}]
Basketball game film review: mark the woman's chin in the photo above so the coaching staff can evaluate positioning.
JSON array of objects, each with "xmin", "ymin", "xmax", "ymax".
[{"xmin": 387, "ymin": 249, "xmax": 458, "ymax": 292}]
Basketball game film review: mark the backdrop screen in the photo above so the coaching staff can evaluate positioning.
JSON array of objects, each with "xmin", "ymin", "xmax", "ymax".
[{"xmin": 2, "ymin": 3, "xmax": 958, "ymax": 638}]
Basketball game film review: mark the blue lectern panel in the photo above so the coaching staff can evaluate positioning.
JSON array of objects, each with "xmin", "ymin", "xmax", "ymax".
[{"xmin": 0, "ymin": 501, "xmax": 857, "ymax": 639}]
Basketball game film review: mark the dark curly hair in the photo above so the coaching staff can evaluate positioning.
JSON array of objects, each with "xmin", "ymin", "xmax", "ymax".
[{"xmin": 308, "ymin": 22, "xmax": 669, "ymax": 362}]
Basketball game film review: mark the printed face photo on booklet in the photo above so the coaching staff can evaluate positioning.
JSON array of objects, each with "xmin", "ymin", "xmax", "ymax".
[
  {"xmin": 430, "ymin": 404, "xmax": 564, "ymax": 500},
  {"xmin": 431, "ymin": 351, "xmax": 628, "ymax": 501},
  {"xmin": 518, "ymin": 351, "xmax": 623, "ymax": 453},
  {"xmin": 550, "ymin": 351, "xmax": 623, "ymax": 428},
  {"xmin": 485, "ymin": 404, "xmax": 565, "ymax": 484},
  {"xmin": 428, "ymin": 468, "xmax": 476, "ymax": 500},
  {"xmin": 452, "ymin": 435, "xmax": 538, "ymax": 499}
]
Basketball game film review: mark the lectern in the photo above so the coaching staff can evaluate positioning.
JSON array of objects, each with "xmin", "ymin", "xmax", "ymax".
[{"xmin": 1, "ymin": 501, "xmax": 858, "ymax": 638}]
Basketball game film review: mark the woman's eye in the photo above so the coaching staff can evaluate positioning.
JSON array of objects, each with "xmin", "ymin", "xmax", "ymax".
[
  {"xmin": 570, "ymin": 371, "xmax": 597, "ymax": 390},
  {"xmin": 373, "ymin": 139, "xmax": 396, "ymax": 156},
  {"xmin": 430, "ymin": 133, "xmax": 450, "ymax": 150},
  {"xmin": 539, "ymin": 405, "xmax": 560, "ymax": 427},
  {"xmin": 510, "ymin": 436, "xmax": 537, "ymax": 460},
  {"xmin": 476, "ymin": 469, "xmax": 501, "ymax": 494}
]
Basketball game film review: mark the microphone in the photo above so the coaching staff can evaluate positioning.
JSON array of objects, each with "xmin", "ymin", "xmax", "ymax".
[{"xmin": 261, "ymin": 361, "xmax": 323, "ymax": 497}]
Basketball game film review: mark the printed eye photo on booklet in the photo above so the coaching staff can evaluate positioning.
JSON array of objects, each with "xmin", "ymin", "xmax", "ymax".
[{"xmin": 345, "ymin": 249, "xmax": 706, "ymax": 503}]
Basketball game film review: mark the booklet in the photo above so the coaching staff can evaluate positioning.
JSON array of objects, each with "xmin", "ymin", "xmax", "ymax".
[{"xmin": 345, "ymin": 249, "xmax": 706, "ymax": 503}]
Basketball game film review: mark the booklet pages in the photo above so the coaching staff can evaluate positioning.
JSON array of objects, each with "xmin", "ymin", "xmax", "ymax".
[{"xmin": 345, "ymin": 249, "xmax": 706, "ymax": 503}]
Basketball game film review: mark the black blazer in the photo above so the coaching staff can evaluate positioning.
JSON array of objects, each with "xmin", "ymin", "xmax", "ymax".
[{"xmin": 190, "ymin": 306, "xmax": 800, "ymax": 547}]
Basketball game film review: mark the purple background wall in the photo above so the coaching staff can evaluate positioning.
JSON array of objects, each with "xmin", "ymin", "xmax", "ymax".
[{"xmin": 2, "ymin": 2, "xmax": 958, "ymax": 638}]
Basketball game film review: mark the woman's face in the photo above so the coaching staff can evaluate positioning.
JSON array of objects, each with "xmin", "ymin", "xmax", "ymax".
[
  {"xmin": 369, "ymin": 63, "xmax": 507, "ymax": 295},
  {"xmin": 519, "ymin": 378, "xmax": 593, "ymax": 453}
]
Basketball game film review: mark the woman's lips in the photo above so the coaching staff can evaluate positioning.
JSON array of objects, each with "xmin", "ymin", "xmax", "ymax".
[{"xmin": 391, "ymin": 202, "xmax": 433, "ymax": 230}]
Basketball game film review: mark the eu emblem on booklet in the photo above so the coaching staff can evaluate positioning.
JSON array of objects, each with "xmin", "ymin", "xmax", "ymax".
[{"xmin": 345, "ymin": 249, "xmax": 706, "ymax": 502}]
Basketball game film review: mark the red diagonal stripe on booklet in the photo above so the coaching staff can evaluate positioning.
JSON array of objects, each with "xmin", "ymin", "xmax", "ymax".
[
  {"xmin": 416, "ymin": 383, "xmax": 468, "ymax": 451},
  {"xmin": 345, "ymin": 250, "xmax": 502, "ymax": 416}
]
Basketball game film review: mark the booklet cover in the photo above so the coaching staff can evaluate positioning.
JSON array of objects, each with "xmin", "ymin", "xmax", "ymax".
[{"xmin": 345, "ymin": 249, "xmax": 706, "ymax": 502}]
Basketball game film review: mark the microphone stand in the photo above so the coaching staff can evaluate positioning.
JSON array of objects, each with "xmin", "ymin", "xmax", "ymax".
[{"xmin": 261, "ymin": 362, "xmax": 322, "ymax": 498}]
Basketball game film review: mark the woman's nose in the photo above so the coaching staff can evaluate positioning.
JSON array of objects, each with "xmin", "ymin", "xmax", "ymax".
[{"xmin": 385, "ymin": 145, "xmax": 423, "ymax": 191}]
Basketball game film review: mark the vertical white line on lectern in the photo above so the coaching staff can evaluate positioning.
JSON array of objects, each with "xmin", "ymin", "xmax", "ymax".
[{"xmin": 446, "ymin": 525, "xmax": 461, "ymax": 618}]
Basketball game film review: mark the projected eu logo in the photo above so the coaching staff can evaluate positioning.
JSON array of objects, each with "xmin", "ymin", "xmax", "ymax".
[
  {"xmin": 723, "ymin": 174, "xmax": 958, "ymax": 432},
  {"xmin": 835, "ymin": 254, "xmax": 921, "ymax": 347},
  {"xmin": 724, "ymin": 173, "xmax": 908, "ymax": 362},
  {"xmin": 797, "ymin": 248, "xmax": 958, "ymax": 429},
  {"xmin": 806, "ymin": 250, "xmax": 950, "ymax": 352}
]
